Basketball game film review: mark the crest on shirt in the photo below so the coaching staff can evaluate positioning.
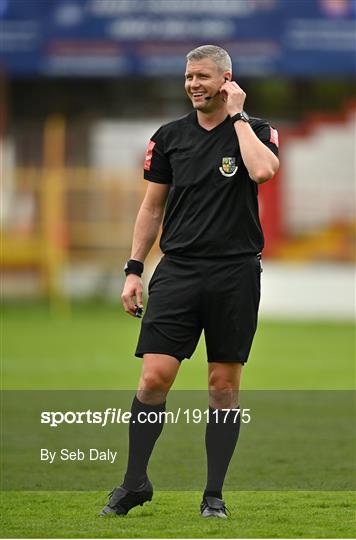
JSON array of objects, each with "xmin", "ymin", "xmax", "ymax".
[{"xmin": 219, "ymin": 157, "xmax": 238, "ymax": 177}]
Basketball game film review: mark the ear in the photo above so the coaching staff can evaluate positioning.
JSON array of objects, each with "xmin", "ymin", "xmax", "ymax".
[{"xmin": 224, "ymin": 71, "xmax": 232, "ymax": 82}]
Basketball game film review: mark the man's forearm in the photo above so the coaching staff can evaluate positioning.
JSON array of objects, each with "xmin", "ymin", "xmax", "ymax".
[
  {"xmin": 130, "ymin": 204, "xmax": 164, "ymax": 262},
  {"xmin": 234, "ymin": 122, "xmax": 279, "ymax": 184}
]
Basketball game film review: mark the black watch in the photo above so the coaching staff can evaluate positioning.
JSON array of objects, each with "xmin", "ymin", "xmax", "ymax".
[{"xmin": 230, "ymin": 111, "xmax": 250, "ymax": 124}]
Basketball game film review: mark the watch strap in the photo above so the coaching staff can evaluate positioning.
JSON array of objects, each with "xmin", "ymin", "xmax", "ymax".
[{"xmin": 230, "ymin": 111, "xmax": 249, "ymax": 124}]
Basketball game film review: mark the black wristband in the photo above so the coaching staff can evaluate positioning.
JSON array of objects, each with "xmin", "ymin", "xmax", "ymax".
[{"xmin": 124, "ymin": 259, "xmax": 144, "ymax": 277}]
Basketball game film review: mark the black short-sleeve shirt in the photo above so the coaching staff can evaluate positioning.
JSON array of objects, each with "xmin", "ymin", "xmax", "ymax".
[{"xmin": 143, "ymin": 111, "xmax": 279, "ymax": 258}]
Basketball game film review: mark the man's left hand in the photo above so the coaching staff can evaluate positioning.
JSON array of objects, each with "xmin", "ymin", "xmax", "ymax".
[{"xmin": 221, "ymin": 81, "xmax": 246, "ymax": 117}]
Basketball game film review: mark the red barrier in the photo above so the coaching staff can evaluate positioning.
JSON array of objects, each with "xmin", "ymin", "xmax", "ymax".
[{"xmin": 259, "ymin": 168, "xmax": 282, "ymax": 257}]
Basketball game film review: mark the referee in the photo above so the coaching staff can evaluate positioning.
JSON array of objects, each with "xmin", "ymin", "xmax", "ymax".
[{"xmin": 100, "ymin": 45, "xmax": 279, "ymax": 519}]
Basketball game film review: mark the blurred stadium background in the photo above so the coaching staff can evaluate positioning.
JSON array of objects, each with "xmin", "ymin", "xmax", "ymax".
[{"xmin": 1, "ymin": 0, "xmax": 355, "ymax": 319}]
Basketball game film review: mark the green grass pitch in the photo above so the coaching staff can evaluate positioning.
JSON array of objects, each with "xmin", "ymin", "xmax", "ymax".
[{"xmin": 1, "ymin": 302, "xmax": 355, "ymax": 538}]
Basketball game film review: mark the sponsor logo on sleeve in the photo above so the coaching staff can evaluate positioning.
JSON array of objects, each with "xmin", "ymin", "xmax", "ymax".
[
  {"xmin": 269, "ymin": 127, "xmax": 279, "ymax": 147},
  {"xmin": 144, "ymin": 140, "xmax": 156, "ymax": 171}
]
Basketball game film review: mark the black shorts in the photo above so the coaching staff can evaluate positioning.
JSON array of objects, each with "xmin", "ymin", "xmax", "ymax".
[{"xmin": 135, "ymin": 254, "xmax": 261, "ymax": 363}]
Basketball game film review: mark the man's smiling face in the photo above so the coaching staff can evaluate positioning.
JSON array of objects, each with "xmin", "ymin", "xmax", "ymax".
[{"xmin": 184, "ymin": 58, "xmax": 228, "ymax": 111}]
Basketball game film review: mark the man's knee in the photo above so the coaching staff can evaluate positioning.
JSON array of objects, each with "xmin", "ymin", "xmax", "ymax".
[
  {"xmin": 137, "ymin": 372, "xmax": 171, "ymax": 405},
  {"xmin": 208, "ymin": 386, "xmax": 238, "ymax": 409},
  {"xmin": 138, "ymin": 354, "xmax": 179, "ymax": 404},
  {"xmin": 140, "ymin": 370, "xmax": 171, "ymax": 391},
  {"xmin": 208, "ymin": 363, "xmax": 242, "ymax": 409}
]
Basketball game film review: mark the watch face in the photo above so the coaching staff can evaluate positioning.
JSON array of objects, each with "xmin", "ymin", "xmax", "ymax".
[
  {"xmin": 242, "ymin": 111, "xmax": 250, "ymax": 122},
  {"xmin": 124, "ymin": 262, "xmax": 128, "ymax": 271}
]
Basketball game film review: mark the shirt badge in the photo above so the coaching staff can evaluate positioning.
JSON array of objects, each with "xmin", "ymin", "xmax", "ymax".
[{"xmin": 219, "ymin": 157, "xmax": 238, "ymax": 177}]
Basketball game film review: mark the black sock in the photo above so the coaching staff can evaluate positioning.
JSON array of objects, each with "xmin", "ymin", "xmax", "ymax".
[
  {"xmin": 123, "ymin": 395, "xmax": 166, "ymax": 490},
  {"xmin": 204, "ymin": 406, "xmax": 241, "ymax": 498},
  {"xmin": 204, "ymin": 490, "xmax": 223, "ymax": 499}
]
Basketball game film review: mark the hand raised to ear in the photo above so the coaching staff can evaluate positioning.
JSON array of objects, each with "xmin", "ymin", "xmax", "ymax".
[{"xmin": 220, "ymin": 80, "xmax": 247, "ymax": 116}]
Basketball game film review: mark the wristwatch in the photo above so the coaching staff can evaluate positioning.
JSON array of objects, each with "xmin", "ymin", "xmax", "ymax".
[{"xmin": 230, "ymin": 111, "xmax": 250, "ymax": 124}]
